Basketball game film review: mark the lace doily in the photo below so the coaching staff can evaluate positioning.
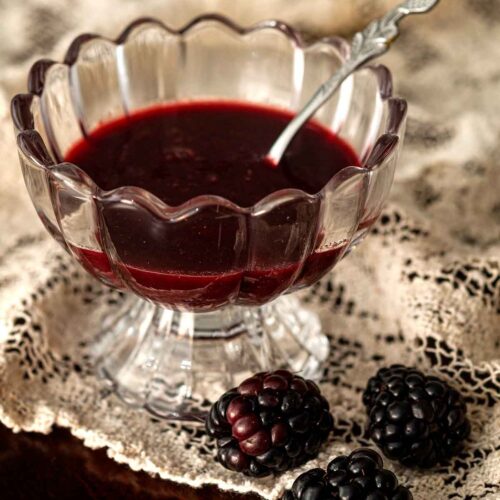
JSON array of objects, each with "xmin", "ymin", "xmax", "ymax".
[{"xmin": 0, "ymin": 1, "xmax": 499, "ymax": 499}]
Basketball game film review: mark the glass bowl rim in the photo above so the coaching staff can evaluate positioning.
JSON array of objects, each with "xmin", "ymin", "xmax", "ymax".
[{"xmin": 11, "ymin": 13, "xmax": 407, "ymax": 216}]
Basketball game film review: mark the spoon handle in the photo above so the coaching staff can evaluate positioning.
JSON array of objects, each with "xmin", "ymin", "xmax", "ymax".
[{"xmin": 267, "ymin": 0, "xmax": 439, "ymax": 166}]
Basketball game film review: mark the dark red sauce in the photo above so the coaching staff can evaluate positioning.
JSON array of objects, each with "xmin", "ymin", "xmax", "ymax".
[{"xmin": 65, "ymin": 101, "xmax": 360, "ymax": 309}]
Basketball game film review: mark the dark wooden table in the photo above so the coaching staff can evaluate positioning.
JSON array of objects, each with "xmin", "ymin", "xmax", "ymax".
[{"xmin": 0, "ymin": 422, "xmax": 262, "ymax": 500}]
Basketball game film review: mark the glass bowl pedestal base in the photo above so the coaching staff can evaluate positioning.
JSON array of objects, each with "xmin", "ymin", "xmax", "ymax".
[{"xmin": 93, "ymin": 294, "xmax": 328, "ymax": 421}]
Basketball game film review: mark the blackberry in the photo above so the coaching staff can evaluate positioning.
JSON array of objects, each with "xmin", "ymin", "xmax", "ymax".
[
  {"xmin": 206, "ymin": 370, "xmax": 333, "ymax": 477},
  {"xmin": 363, "ymin": 365, "xmax": 470, "ymax": 468},
  {"xmin": 282, "ymin": 448, "xmax": 413, "ymax": 499}
]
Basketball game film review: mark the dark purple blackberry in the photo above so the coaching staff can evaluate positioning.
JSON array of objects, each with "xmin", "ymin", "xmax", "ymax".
[
  {"xmin": 363, "ymin": 365, "xmax": 470, "ymax": 468},
  {"xmin": 282, "ymin": 448, "xmax": 413, "ymax": 499},
  {"xmin": 206, "ymin": 370, "xmax": 333, "ymax": 477}
]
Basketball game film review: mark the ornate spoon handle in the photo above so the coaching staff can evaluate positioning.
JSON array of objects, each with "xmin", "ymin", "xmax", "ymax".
[{"xmin": 267, "ymin": 0, "xmax": 440, "ymax": 166}]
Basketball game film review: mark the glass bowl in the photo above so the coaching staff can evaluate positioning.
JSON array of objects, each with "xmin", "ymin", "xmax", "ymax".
[{"xmin": 11, "ymin": 15, "xmax": 406, "ymax": 420}]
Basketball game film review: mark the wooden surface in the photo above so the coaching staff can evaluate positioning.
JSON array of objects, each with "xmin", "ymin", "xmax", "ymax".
[{"xmin": 0, "ymin": 422, "xmax": 262, "ymax": 500}]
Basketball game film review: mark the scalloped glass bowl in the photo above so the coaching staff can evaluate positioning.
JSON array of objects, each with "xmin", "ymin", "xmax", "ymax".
[{"xmin": 11, "ymin": 15, "xmax": 406, "ymax": 420}]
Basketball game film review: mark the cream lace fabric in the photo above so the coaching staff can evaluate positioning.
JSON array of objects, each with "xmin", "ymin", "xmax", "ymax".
[{"xmin": 0, "ymin": 0, "xmax": 499, "ymax": 498}]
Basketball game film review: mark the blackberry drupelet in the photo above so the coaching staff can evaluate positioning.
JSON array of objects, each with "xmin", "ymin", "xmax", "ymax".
[
  {"xmin": 363, "ymin": 365, "xmax": 470, "ymax": 468},
  {"xmin": 206, "ymin": 370, "xmax": 333, "ymax": 477},
  {"xmin": 282, "ymin": 448, "xmax": 413, "ymax": 499}
]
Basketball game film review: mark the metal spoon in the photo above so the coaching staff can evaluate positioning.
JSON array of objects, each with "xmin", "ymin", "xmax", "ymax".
[{"xmin": 266, "ymin": 0, "xmax": 440, "ymax": 166}]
